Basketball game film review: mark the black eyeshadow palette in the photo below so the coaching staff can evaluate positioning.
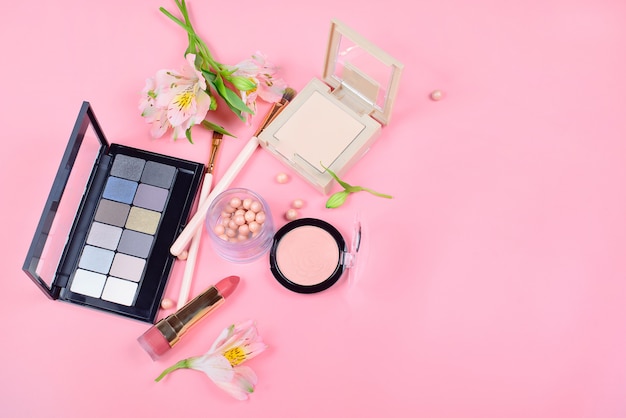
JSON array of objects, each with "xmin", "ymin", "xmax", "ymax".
[{"xmin": 23, "ymin": 102, "xmax": 204, "ymax": 322}]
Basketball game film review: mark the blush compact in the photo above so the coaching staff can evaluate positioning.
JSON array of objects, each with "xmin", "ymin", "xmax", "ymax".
[
  {"xmin": 22, "ymin": 102, "xmax": 204, "ymax": 322},
  {"xmin": 269, "ymin": 218, "xmax": 361, "ymax": 293}
]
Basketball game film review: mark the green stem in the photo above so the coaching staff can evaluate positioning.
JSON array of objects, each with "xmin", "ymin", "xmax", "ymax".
[
  {"xmin": 362, "ymin": 187, "xmax": 393, "ymax": 199},
  {"xmin": 155, "ymin": 359, "xmax": 190, "ymax": 382},
  {"xmin": 159, "ymin": 7, "xmax": 220, "ymax": 71}
]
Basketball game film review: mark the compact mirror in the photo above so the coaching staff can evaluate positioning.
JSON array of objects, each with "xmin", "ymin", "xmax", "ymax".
[{"xmin": 323, "ymin": 19, "xmax": 403, "ymax": 125}]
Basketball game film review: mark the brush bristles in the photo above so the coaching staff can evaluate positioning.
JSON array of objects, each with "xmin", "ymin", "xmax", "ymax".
[{"xmin": 281, "ymin": 87, "xmax": 296, "ymax": 103}]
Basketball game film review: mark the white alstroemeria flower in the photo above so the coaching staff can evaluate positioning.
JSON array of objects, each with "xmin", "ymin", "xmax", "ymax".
[
  {"xmin": 140, "ymin": 2, "xmax": 288, "ymax": 140},
  {"xmin": 229, "ymin": 52, "xmax": 287, "ymax": 122},
  {"xmin": 156, "ymin": 54, "xmax": 212, "ymax": 135},
  {"xmin": 155, "ymin": 320, "xmax": 267, "ymax": 400},
  {"xmin": 139, "ymin": 54, "xmax": 212, "ymax": 140},
  {"xmin": 139, "ymin": 77, "xmax": 171, "ymax": 139}
]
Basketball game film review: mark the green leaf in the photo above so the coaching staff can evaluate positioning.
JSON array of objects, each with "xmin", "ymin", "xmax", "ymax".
[
  {"xmin": 230, "ymin": 76, "xmax": 257, "ymax": 92},
  {"xmin": 200, "ymin": 120, "xmax": 235, "ymax": 137},
  {"xmin": 203, "ymin": 70, "xmax": 253, "ymax": 118},
  {"xmin": 185, "ymin": 128, "xmax": 194, "ymax": 144},
  {"xmin": 208, "ymin": 94, "xmax": 217, "ymax": 111},
  {"xmin": 326, "ymin": 191, "xmax": 350, "ymax": 208}
]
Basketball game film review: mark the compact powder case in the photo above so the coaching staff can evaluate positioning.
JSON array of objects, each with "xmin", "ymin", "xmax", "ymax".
[
  {"xmin": 258, "ymin": 19, "xmax": 403, "ymax": 194},
  {"xmin": 269, "ymin": 218, "xmax": 361, "ymax": 293},
  {"xmin": 23, "ymin": 102, "xmax": 204, "ymax": 322}
]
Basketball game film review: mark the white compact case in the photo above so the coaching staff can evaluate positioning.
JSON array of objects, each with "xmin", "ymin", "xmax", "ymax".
[{"xmin": 258, "ymin": 19, "xmax": 403, "ymax": 194}]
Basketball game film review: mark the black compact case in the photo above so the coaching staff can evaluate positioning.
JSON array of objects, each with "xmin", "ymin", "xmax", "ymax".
[{"xmin": 23, "ymin": 102, "xmax": 204, "ymax": 322}]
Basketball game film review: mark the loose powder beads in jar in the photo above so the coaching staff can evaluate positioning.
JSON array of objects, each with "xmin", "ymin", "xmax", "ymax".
[
  {"xmin": 215, "ymin": 196, "xmax": 267, "ymax": 242},
  {"xmin": 206, "ymin": 188, "xmax": 275, "ymax": 263}
]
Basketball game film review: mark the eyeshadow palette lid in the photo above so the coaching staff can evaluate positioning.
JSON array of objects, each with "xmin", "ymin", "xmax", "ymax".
[
  {"xmin": 23, "ymin": 102, "xmax": 108, "ymax": 300},
  {"xmin": 323, "ymin": 19, "xmax": 403, "ymax": 126}
]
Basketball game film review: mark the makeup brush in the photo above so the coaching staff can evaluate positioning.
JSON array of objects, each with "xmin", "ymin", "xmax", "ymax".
[
  {"xmin": 170, "ymin": 88, "xmax": 296, "ymax": 257},
  {"xmin": 176, "ymin": 131, "xmax": 223, "ymax": 308}
]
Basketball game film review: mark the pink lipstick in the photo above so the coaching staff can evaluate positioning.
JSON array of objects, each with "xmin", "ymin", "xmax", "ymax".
[{"xmin": 138, "ymin": 275, "xmax": 240, "ymax": 360}]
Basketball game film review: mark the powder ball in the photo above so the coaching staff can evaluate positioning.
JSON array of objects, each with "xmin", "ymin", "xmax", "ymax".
[
  {"xmin": 229, "ymin": 197, "xmax": 242, "ymax": 208},
  {"xmin": 430, "ymin": 89, "xmax": 445, "ymax": 101},
  {"xmin": 250, "ymin": 200, "xmax": 262, "ymax": 213},
  {"xmin": 177, "ymin": 250, "xmax": 188, "ymax": 260},
  {"xmin": 285, "ymin": 208, "xmax": 299, "ymax": 221},
  {"xmin": 249, "ymin": 221, "xmax": 261, "ymax": 233},
  {"xmin": 160, "ymin": 298, "xmax": 174, "ymax": 310},
  {"xmin": 255, "ymin": 211, "xmax": 266, "ymax": 224},
  {"xmin": 291, "ymin": 198, "xmax": 305, "ymax": 209},
  {"xmin": 276, "ymin": 172, "xmax": 290, "ymax": 184}
]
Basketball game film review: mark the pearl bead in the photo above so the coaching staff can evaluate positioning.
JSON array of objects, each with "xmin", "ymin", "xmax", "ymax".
[
  {"xmin": 243, "ymin": 198, "xmax": 252, "ymax": 209},
  {"xmin": 430, "ymin": 89, "xmax": 445, "ymax": 101},
  {"xmin": 160, "ymin": 298, "xmax": 174, "ymax": 310},
  {"xmin": 249, "ymin": 221, "xmax": 261, "ymax": 233},
  {"xmin": 285, "ymin": 208, "xmax": 299, "ymax": 221},
  {"xmin": 255, "ymin": 211, "xmax": 266, "ymax": 224},
  {"xmin": 250, "ymin": 200, "xmax": 262, "ymax": 212},
  {"xmin": 276, "ymin": 172, "xmax": 290, "ymax": 183},
  {"xmin": 229, "ymin": 197, "xmax": 242, "ymax": 208},
  {"xmin": 291, "ymin": 198, "xmax": 305, "ymax": 209},
  {"xmin": 244, "ymin": 210, "xmax": 256, "ymax": 223}
]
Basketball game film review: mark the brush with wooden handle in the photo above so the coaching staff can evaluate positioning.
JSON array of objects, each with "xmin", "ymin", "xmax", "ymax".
[
  {"xmin": 175, "ymin": 132, "xmax": 223, "ymax": 308},
  {"xmin": 170, "ymin": 88, "xmax": 296, "ymax": 257}
]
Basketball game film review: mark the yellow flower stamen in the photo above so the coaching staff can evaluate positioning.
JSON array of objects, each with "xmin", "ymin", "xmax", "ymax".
[
  {"xmin": 223, "ymin": 346, "xmax": 247, "ymax": 367},
  {"xmin": 173, "ymin": 89, "xmax": 194, "ymax": 111}
]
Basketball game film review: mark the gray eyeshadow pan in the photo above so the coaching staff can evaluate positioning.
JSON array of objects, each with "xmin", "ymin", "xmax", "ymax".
[
  {"xmin": 95, "ymin": 199, "xmax": 130, "ymax": 227},
  {"xmin": 141, "ymin": 161, "xmax": 176, "ymax": 188},
  {"xmin": 70, "ymin": 154, "xmax": 178, "ymax": 306},
  {"xmin": 133, "ymin": 183, "xmax": 168, "ymax": 212},
  {"xmin": 110, "ymin": 155, "xmax": 145, "ymax": 181},
  {"xmin": 117, "ymin": 230, "xmax": 153, "ymax": 258}
]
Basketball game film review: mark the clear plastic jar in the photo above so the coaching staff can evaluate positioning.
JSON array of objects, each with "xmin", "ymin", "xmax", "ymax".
[{"xmin": 206, "ymin": 188, "xmax": 274, "ymax": 263}]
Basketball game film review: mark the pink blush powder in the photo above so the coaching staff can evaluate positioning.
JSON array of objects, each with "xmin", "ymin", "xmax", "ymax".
[{"xmin": 275, "ymin": 225, "xmax": 340, "ymax": 286}]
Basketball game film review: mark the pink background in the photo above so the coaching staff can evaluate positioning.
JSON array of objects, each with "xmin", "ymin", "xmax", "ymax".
[{"xmin": 2, "ymin": 0, "xmax": 626, "ymax": 416}]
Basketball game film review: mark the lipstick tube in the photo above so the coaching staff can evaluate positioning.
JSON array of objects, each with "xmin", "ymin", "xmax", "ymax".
[{"xmin": 138, "ymin": 275, "xmax": 240, "ymax": 361}]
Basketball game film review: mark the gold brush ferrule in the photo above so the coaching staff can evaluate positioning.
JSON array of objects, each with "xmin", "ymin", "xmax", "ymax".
[
  {"xmin": 253, "ymin": 88, "xmax": 296, "ymax": 136},
  {"xmin": 207, "ymin": 132, "xmax": 223, "ymax": 174},
  {"xmin": 253, "ymin": 102, "xmax": 282, "ymax": 137},
  {"xmin": 155, "ymin": 286, "xmax": 225, "ymax": 346}
]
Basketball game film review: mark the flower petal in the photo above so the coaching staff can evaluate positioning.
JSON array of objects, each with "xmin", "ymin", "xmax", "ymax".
[
  {"xmin": 213, "ymin": 365, "xmax": 258, "ymax": 400},
  {"xmin": 190, "ymin": 354, "xmax": 234, "ymax": 383}
]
